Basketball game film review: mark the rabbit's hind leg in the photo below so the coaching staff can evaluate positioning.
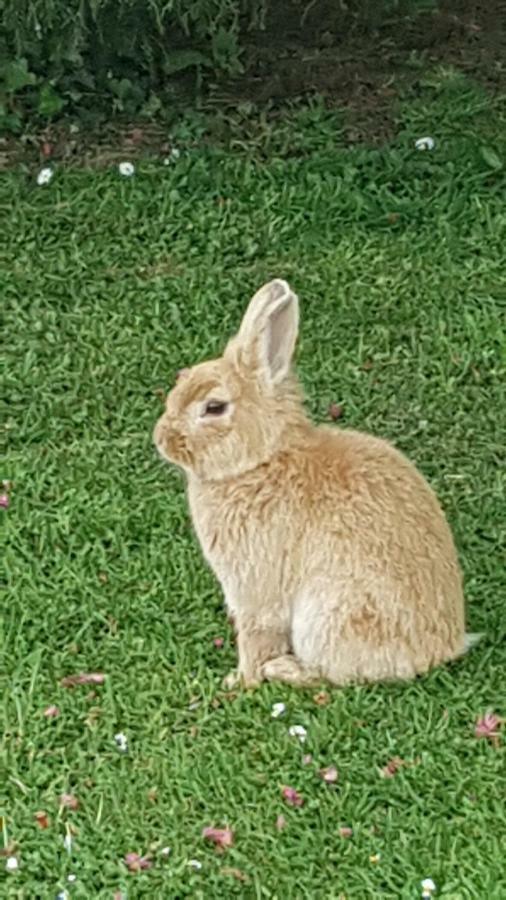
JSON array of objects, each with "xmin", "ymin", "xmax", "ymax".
[{"xmin": 261, "ymin": 654, "xmax": 320, "ymax": 686}]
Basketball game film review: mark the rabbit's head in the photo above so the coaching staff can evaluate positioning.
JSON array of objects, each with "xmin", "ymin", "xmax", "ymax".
[{"xmin": 154, "ymin": 279, "xmax": 307, "ymax": 480}]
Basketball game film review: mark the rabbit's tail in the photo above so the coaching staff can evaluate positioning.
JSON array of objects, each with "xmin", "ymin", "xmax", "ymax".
[{"xmin": 462, "ymin": 632, "xmax": 484, "ymax": 654}]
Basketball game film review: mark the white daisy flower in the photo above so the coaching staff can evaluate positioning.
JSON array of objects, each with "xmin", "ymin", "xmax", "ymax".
[
  {"xmin": 37, "ymin": 167, "xmax": 54, "ymax": 186},
  {"xmin": 288, "ymin": 724, "xmax": 307, "ymax": 742},
  {"xmin": 415, "ymin": 136, "xmax": 435, "ymax": 151},
  {"xmin": 114, "ymin": 732, "xmax": 128, "ymax": 752},
  {"xmin": 118, "ymin": 161, "xmax": 135, "ymax": 177}
]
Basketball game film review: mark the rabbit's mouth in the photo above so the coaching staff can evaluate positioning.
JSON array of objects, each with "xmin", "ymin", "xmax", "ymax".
[{"xmin": 153, "ymin": 417, "xmax": 192, "ymax": 469}]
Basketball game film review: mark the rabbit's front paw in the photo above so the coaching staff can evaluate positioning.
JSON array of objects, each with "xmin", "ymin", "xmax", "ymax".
[
  {"xmin": 241, "ymin": 672, "xmax": 261, "ymax": 689},
  {"xmin": 221, "ymin": 668, "xmax": 261, "ymax": 690},
  {"xmin": 261, "ymin": 654, "xmax": 320, "ymax": 686},
  {"xmin": 222, "ymin": 669, "xmax": 241, "ymax": 691}
]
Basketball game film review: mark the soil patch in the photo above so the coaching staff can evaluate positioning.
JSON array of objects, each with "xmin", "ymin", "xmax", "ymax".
[
  {"xmin": 223, "ymin": 0, "xmax": 506, "ymax": 141},
  {"xmin": 1, "ymin": 0, "xmax": 505, "ymax": 168}
]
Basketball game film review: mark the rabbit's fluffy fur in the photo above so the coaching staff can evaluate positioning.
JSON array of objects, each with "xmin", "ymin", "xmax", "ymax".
[{"xmin": 154, "ymin": 279, "xmax": 475, "ymax": 688}]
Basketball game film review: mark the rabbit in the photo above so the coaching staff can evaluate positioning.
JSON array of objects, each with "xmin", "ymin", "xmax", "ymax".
[{"xmin": 154, "ymin": 279, "xmax": 480, "ymax": 688}]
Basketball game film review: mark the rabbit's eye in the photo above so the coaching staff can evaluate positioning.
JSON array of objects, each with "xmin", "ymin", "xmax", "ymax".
[{"xmin": 204, "ymin": 400, "xmax": 228, "ymax": 416}]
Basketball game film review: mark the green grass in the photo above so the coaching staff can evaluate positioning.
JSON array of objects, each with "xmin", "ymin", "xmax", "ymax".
[{"xmin": 2, "ymin": 72, "xmax": 506, "ymax": 898}]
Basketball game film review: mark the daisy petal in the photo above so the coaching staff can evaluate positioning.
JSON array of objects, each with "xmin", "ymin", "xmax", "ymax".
[
  {"xmin": 281, "ymin": 785, "xmax": 304, "ymax": 807},
  {"xmin": 475, "ymin": 711, "xmax": 502, "ymax": 740},
  {"xmin": 319, "ymin": 765, "xmax": 338, "ymax": 784},
  {"xmin": 202, "ymin": 826, "xmax": 234, "ymax": 850},
  {"xmin": 288, "ymin": 725, "xmax": 307, "ymax": 742}
]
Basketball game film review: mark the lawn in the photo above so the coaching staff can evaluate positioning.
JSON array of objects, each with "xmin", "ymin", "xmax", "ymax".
[{"xmin": 2, "ymin": 72, "xmax": 506, "ymax": 898}]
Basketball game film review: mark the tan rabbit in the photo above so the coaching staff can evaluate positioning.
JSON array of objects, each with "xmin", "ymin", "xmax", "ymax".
[{"xmin": 154, "ymin": 279, "xmax": 480, "ymax": 688}]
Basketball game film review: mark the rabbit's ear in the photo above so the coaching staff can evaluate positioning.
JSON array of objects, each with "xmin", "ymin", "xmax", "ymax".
[{"xmin": 234, "ymin": 279, "xmax": 299, "ymax": 385}]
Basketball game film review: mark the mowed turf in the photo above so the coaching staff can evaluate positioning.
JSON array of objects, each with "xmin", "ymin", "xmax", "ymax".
[{"xmin": 2, "ymin": 75, "xmax": 506, "ymax": 898}]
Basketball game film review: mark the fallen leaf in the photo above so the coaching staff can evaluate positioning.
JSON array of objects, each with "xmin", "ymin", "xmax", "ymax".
[
  {"xmin": 328, "ymin": 403, "xmax": 344, "ymax": 421},
  {"xmin": 44, "ymin": 704, "xmax": 60, "ymax": 718},
  {"xmin": 222, "ymin": 691, "xmax": 238, "ymax": 702},
  {"xmin": 202, "ymin": 826, "xmax": 234, "ymax": 851},
  {"xmin": 130, "ymin": 127, "xmax": 144, "ymax": 145},
  {"xmin": 221, "ymin": 866, "xmax": 249, "ymax": 882},
  {"xmin": 475, "ymin": 711, "xmax": 502, "ymax": 743},
  {"xmin": 124, "ymin": 852, "xmax": 152, "ymax": 872},
  {"xmin": 35, "ymin": 810, "xmax": 50, "ymax": 829},
  {"xmin": 319, "ymin": 765, "xmax": 338, "ymax": 784},
  {"xmin": 41, "ymin": 141, "xmax": 53, "ymax": 158},
  {"xmin": 379, "ymin": 756, "xmax": 406, "ymax": 778},
  {"xmin": 275, "ymin": 814, "xmax": 287, "ymax": 831},
  {"xmin": 338, "ymin": 826, "xmax": 353, "ymax": 838},
  {"xmin": 85, "ymin": 706, "xmax": 102, "ymax": 728},
  {"xmin": 281, "ymin": 785, "xmax": 304, "ymax": 807},
  {"xmin": 60, "ymin": 793, "xmax": 79, "ymax": 811},
  {"xmin": 387, "ymin": 212, "xmax": 399, "ymax": 224},
  {"xmin": 147, "ymin": 788, "xmax": 158, "ymax": 803},
  {"xmin": 313, "ymin": 691, "xmax": 330, "ymax": 706},
  {"xmin": 60, "ymin": 673, "xmax": 106, "ymax": 688}
]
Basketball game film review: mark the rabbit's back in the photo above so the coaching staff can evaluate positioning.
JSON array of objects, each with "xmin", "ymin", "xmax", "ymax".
[{"xmin": 292, "ymin": 427, "xmax": 465, "ymax": 677}]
